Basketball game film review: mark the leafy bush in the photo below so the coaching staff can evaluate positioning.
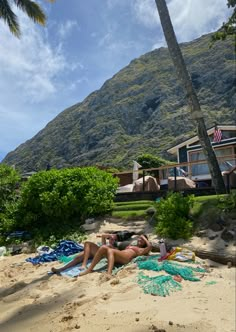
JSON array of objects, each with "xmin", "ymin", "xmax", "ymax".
[
  {"xmin": 2, "ymin": 167, "xmax": 118, "ymax": 240},
  {"xmin": 217, "ymin": 190, "xmax": 236, "ymax": 211},
  {"xmin": 0, "ymin": 164, "xmax": 20, "ymax": 234},
  {"xmin": 155, "ymin": 192, "xmax": 194, "ymax": 239},
  {"xmin": 137, "ymin": 153, "xmax": 170, "ymax": 169},
  {"xmin": 0, "ymin": 164, "xmax": 20, "ymax": 210}
]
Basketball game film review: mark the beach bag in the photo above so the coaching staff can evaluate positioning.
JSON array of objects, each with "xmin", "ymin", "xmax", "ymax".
[{"xmin": 167, "ymin": 247, "xmax": 195, "ymax": 262}]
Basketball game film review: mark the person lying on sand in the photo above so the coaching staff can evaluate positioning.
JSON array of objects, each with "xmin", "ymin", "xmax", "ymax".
[
  {"xmin": 79, "ymin": 234, "xmax": 152, "ymax": 277},
  {"xmin": 51, "ymin": 234, "xmax": 151, "ymax": 276},
  {"xmin": 97, "ymin": 230, "xmax": 138, "ymax": 248}
]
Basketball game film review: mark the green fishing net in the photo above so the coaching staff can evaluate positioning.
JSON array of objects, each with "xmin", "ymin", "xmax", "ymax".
[
  {"xmin": 136, "ymin": 259, "xmax": 205, "ymax": 281},
  {"xmin": 134, "ymin": 256, "xmax": 207, "ymax": 296},
  {"xmin": 136, "ymin": 272, "xmax": 182, "ymax": 297}
]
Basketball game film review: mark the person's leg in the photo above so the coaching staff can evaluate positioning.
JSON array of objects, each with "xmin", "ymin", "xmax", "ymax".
[
  {"xmin": 51, "ymin": 251, "xmax": 85, "ymax": 273},
  {"xmin": 79, "ymin": 246, "xmax": 108, "ymax": 276},
  {"xmin": 107, "ymin": 248, "xmax": 115, "ymax": 275},
  {"xmin": 80, "ymin": 241, "xmax": 100, "ymax": 269},
  {"xmin": 80, "ymin": 247, "xmax": 134, "ymax": 276},
  {"xmin": 51, "ymin": 241, "xmax": 99, "ymax": 273}
]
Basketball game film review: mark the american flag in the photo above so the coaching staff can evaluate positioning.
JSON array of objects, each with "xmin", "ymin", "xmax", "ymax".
[{"xmin": 213, "ymin": 126, "xmax": 222, "ymax": 143}]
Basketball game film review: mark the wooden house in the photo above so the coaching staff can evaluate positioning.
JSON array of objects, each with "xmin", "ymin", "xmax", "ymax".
[{"xmin": 164, "ymin": 125, "xmax": 236, "ymax": 187}]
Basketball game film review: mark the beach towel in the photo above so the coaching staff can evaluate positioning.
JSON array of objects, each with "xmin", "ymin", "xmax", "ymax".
[
  {"xmin": 26, "ymin": 240, "xmax": 84, "ymax": 265},
  {"xmin": 59, "ymin": 258, "xmax": 108, "ymax": 277},
  {"xmin": 52, "ymin": 257, "xmax": 125, "ymax": 277}
]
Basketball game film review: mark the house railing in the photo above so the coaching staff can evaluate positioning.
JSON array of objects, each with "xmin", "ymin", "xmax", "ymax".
[{"xmin": 113, "ymin": 154, "xmax": 236, "ymax": 191}]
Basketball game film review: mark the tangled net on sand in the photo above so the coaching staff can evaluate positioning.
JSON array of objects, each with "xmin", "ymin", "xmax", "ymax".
[{"xmin": 135, "ymin": 256, "xmax": 206, "ymax": 296}]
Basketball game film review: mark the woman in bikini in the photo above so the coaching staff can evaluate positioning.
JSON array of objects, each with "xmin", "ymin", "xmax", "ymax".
[
  {"xmin": 51, "ymin": 234, "xmax": 151, "ymax": 276},
  {"xmin": 79, "ymin": 234, "xmax": 152, "ymax": 276}
]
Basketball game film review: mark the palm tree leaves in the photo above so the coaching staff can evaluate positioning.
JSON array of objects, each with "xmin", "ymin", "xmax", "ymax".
[
  {"xmin": 0, "ymin": 0, "xmax": 56, "ymax": 38},
  {"xmin": 13, "ymin": 0, "xmax": 46, "ymax": 26},
  {"xmin": 0, "ymin": 0, "xmax": 20, "ymax": 37}
]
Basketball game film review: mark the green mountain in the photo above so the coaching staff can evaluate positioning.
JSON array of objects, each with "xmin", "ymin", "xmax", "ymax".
[{"xmin": 3, "ymin": 33, "xmax": 235, "ymax": 172}]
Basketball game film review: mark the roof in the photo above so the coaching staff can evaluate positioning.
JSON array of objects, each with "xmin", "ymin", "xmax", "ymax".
[{"xmin": 167, "ymin": 125, "xmax": 236, "ymax": 155}]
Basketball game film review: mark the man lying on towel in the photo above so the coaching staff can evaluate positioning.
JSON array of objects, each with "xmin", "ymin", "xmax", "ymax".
[{"xmin": 51, "ymin": 234, "xmax": 152, "ymax": 276}]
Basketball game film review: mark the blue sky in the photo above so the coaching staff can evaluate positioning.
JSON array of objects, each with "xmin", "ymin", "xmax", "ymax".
[{"xmin": 0, "ymin": 0, "xmax": 231, "ymax": 161}]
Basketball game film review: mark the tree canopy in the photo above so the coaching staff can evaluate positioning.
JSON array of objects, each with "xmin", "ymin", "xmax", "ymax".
[{"xmin": 211, "ymin": 1, "xmax": 236, "ymax": 47}]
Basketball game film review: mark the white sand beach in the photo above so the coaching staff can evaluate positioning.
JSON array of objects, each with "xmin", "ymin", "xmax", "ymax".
[{"xmin": 0, "ymin": 219, "xmax": 235, "ymax": 332}]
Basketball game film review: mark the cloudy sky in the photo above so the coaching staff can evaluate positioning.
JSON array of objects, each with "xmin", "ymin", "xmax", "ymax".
[{"xmin": 0, "ymin": 0, "xmax": 231, "ymax": 161}]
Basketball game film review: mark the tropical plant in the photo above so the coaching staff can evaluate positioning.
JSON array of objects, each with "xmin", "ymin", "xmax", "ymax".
[
  {"xmin": 211, "ymin": 0, "xmax": 236, "ymax": 47},
  {"xmin": 0, "ymin": 0, "xmax": 55, "ymax": 38},
  {"xmin": 155, "ymin": 0, "xmax": 226, "ymax": 194},
  {"xmin": 137, "ymin": 153, "xmax": 170, "ymax": 169},
  {"xmin": 155, "ymin": 192, "xmax": 194, "ymax": 239},
  {"xmin": 0, "ymin": 163, "xmax": 20, "ymax": 210},
  {"xmin": 1, "ymin": 167, "xmax": 118, "ymax": 240}
]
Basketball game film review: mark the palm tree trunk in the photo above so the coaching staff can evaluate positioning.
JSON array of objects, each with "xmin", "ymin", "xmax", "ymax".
[{"xmin": 155, "ymin": 0, "xmax": 226, "ymax": 194}]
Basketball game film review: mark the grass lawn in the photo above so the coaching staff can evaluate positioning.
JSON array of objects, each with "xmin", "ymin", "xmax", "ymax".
[
  {"xmin": 112, "ymin": 200, "xmax": 154, "ymax": 219},
  {"xmin": 112, "ymin": 194, "xmax": 231, "ymax": 221}
]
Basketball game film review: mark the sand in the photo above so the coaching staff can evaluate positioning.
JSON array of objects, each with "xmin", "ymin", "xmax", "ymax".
[{"xmin": 0, "ymin": 220, "xmax": 235, "ymax": 332}]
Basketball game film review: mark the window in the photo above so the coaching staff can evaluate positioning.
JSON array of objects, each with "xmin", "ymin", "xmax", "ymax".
[
  {"xmin": 189, "ymin": 147, "xmax": 235, "ymax": 176},
  {"xmin": 189, "ymin": 151, "xmax": 208, "ymax": 176}
]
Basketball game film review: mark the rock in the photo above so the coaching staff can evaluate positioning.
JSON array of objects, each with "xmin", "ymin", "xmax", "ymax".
[
  {"xmin": 85, "ymin": 218, "xmax": 95, "ymax": 224},
  {"xmin": 227, "ymin": 262, "xmax": 232, "ymax": 268},
  {"xmin": 221, "ymin": 229, "xmax": 235, "ymax": 242},
  {"xmin": 208, "ymin": 234, "xmax": 218, "ymax": 240},
  {"xmin": 209, "ymin": 223, "xmax": 223, "ymax": 232},
  {"xmin": 151, "ymin": 242, "xmax": 160, "ymax": 253},
  {"xmin": 169, "ymin": 321, "xmax": 173, "ymax": 326},
  {"xmin": 196, "ymin": 230, "xmax": 208, "ymax": 237},
  {"xmin": 146, "ymin": 207, "xmax": 157, "ymax": 216}
]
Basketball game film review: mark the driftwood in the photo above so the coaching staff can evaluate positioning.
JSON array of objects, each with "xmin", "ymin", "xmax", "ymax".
[{"xmin": 184, "ymin": 245, "xmax": 236, "ymax": 266}]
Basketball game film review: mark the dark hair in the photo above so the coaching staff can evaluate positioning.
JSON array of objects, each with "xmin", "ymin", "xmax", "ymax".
[{"xmin": 139, "ymin": 234, "xmax": 148, "ymax": 248}]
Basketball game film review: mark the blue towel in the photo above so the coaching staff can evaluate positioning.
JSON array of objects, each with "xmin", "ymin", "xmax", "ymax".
[
  {"xmin": 59, "ymin": 259, "xmax": 108, "ymax": 277},
  {"xmin": 26, "ymin": 240, "xmax": 84, "ymax": 265}
]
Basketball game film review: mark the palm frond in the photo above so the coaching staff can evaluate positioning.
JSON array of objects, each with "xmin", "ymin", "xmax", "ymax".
[
  {"xmin": 0, "ymin": 0, "xmax": 21, "ymax": 37},
  {"xmin": 13, "ymin": 0, "xmax": 46, "ymax": 26}
]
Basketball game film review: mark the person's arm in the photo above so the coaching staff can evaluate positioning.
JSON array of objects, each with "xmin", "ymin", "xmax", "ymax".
[
  {"xmin": 139, "ymin": 235, "xmax": 152, "ymax": 255},
  {"xmin": 96, "ymin": 233, "xmax": 116, "ymax": 245}
]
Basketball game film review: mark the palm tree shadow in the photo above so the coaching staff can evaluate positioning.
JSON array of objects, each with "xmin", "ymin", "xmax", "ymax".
[
  {"xmin": 0, "ymin": 274, "xmax": 51, "ymax": 299},
  {"xmin": 0, "ymin": 284, "xmax": 86, "ymax": 330}
]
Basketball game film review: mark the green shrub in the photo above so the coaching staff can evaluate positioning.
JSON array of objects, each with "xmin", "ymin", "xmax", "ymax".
[
  {"xmin": 217, "ymin": 190, "xmax": 236, "ymax": 211},
  {"xmin": 2, "ymin": 167, "xmax": 118, "ymax": 240},
  {"xmin": 0, "ymin": 164, "xmax": 20, "ymax": 234},
  {"xmin": 155, "ymin": 192, "xmax": 194, "ymax": 239},
  {"xmin": 137, "ymin": 153, "xmax": 170, "ymax": 169},
  {"xmin": 0, "ymin": 164, "xmax": 20, "ymax": 210}
]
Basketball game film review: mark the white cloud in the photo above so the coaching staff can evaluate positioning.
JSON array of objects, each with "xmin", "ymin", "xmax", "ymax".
[
  {"xmin": 132, "ymin": 0, "xmax": 231, "ymax": 43},
  {"xmin": 0, "ymin": 10, "xmax": 82, "ymax": 103},
  {"xmin": 0, "ymin": 20, "xmax": 64, "ymax": 102},
  {"xmin": 0, "ymin": 6, "xmax": 84, "ymax": 160},
  {"xmin": 98, "ymin": 32, "xmax": 113, "ymax": 47},
  {"xmin": 168, "ymin": 0, "xmax": 231, "ymax": 42},
  {"xmin": 58, "ymin": 20, "xmax": 79, "ymax": 39},
  {"xmin": 133, "ymin": 0, "xmax": 159, "ymax": 28},
  {"xmin": 106, "ymin": 0, "xmax": 121, "ymax": 10},
  {"xmin": 68, "ymin": 77, "xmax": 89, "ymax": 91}
]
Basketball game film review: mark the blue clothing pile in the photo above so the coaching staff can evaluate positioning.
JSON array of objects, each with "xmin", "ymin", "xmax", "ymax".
[{"xmin": 26, "ymin": 240, "xmax": 84, "ymax": 265}]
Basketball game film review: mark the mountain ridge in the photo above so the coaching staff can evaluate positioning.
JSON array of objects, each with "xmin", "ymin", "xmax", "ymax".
[{"xmin": 3, "ymin": 32, "xmax": 235, "ymax": 171}]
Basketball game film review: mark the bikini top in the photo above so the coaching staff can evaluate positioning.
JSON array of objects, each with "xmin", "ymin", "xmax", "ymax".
[{"xmin": 126, "ymin": 245, "xmax": 140, "ymax": 254}]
